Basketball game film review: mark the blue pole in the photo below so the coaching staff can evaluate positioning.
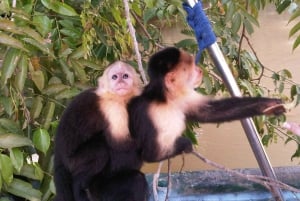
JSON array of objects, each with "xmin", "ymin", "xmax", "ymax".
[{"xmin": 185, "ymin": 1, "xmax": 284, "ymax": 200}]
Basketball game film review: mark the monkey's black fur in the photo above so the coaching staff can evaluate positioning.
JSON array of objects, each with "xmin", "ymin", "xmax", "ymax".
[
  {"xmin": 54, "ymin": 47, "xmax": 284, "ymax": 201},
  {"xmin": 54, "ymin": 89, "xmax": 147, "ymax": 201},
  {"xmin": 128, "ymin": 47, "xmax": 285, "ymax": 163}
]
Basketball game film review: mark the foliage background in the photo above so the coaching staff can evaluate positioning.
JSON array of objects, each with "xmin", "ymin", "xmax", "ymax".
[{"xmin": 0, "ymin": 0, "xmax": 299, "ymax": 200}]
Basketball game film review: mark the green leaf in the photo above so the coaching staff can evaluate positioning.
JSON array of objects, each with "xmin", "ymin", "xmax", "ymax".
[
  {"xmin": 33, "ymin": 163, "xmax": 44, "ymax": 181},
  {"xmin": 240, "ymin": 79, "xmax": 257, "ymax": 96},
  {"xmin": 0, "ymin": 48, "xmax": 22, "ymax": 86},
  {"xmin": 60, "ymin": 28, "xmax": 81, "ymax": 39},
  {"xmin": 30, "ymin": 96, "xmax": 43, "ymax": 120},
  {"xmin": 19, "ymin": 164, "xmax": 43, "ymax": 181},
  {"xmin": 143, "ymin": 8, "xmax": 156, "ymax": 23},
  {"xmin": 175, "ymin": 39, "xmax": 197, "ymax": 49},
  {"xmin": 42, "ymin": 84, "xmax": 70, "ymax": 96},
  {"xmin": 77, "ymin": 59, "xmax": 104, "ymax": 70},
  {"xmin": 0, "ymin": 19, "xmax": 45, "ymax": 44},
  {"xmin": 111, "ymin": 7, "xmax": 122, "ymax": 24},
  {"xmin": 289, "ymin": 9, "xmax": 300, "ymax": 23},
  {"xmin": 184, "ymin": 122, "xmax": 199, "ymax": 145},
  {"xmin": 291, "ymin": 144, "xmax": 300, "ymax": 160},
  {"xmin": 276, "ymin": 0, "xmax": 291, "ymax": 14},
  {"xmin": 55, "ymin": 88, "xmax": 80, "ymax": 99},
  {"xmin": 289, "ymin": 21, "xmax": 300, "ymax": 38},
  {"xmin": 0, "ymin": 97, "xmax": 14, "ymax": 116},
  {"xmin": 0, "ymin": 173, "xmax": 2, "ymax": 191},
  {"xmin": 0, "ymin": 118, "xmax": 23, "ymax": 135},
  {"xmin": 202, "ymin": 76, "xmax": 212, "ymax": 94},
  {"xmin": 41, "ymin": 0, "xmax": 78, "ymax": 16},
  {"xmin": 14, "ymin": 54, "xmax": 28, "ymax": 92},
  {"xmin": 71, "ymin": 60, "xmax": 88, "ymax": 83},
  {"xmin": 0, "ymin": 154, "xmax": 13, "ymax": 185},
  {"xmin": 262, "ymin": 134, "xmax": 272, "ymax": 146},
  {"xmin": 0, "ymin": 197, "xmax": 10, "ymax": 201},
  {"xmin": 243, "ymin": 18, "xmax": 254, "ymax": 35},
  {"xmin": 30, "ymin": 70, "xmax": 45, "ymax": 91},
  {"xmin": 41, "ymin": 102, "xmax": 55, "ymax": 130},
  {"xmin": 9, "ymin": 148, "xmax": 24, "ymax": 173},
  {"xmin": 0, "ymin": 32, "xmax": 28, "ymax": 52},
  {"xmin": 32, "ymin": 12, "xmax": 53, "ymax": 37},
  {"xmin": 22, "ymin": 38, "xmax": 55, "ymax": 58},
  {"xmin": 10, "ymin": 7, "xmax": 31, "ymax": 22},
  {"xmin": 58, "ymin": 59, "xmax": 75, "ymax": 84},
  {"xmin": 33, "ymin": 128, "xmax": 50, "ymax": 155},
  {"xmin": 292, "ymin": 34, "xmax": 300, "ymax": 50},
  {"xmin": 21, "ymin": 27, "xmax": 46, "ymax": 45},
  {"xmin": 231, "ymin": 13, "xmax": 242, "ymax": 33},
  {"xmin": 70, "ymin": 46, "xmax": 85, "ymax": 59},
  {"xmin": 0, "ymin": 0, "xmax": 10, "ymax": 13},
  {"xmin": 6, "ymin": 178, "xmax": 42, "ymax": 201},
  {"xmin": 0, "ymin": 19, "xmax": 24, "ymax": 35},
  {"xmin": 0, "ymin": 134, "xmax": 32, "ymax": 149},
  {"xmin": 225, "ymin": 2, "xmax": 235, "ymax": 22},
  {"xmin": 281, "ymin": 69, "xmax": 292, "ymax": 78},
  {"xmin": 240, "ymin": 8, "xmax": 259, "ymax": 27}
]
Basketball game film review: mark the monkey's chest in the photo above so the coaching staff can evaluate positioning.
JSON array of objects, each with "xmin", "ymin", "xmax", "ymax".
[
  {"xmin": 149, "ymin": 104, "xmax": 186, "ymax": 149},
  {"xmin": 100, "ymin": 101, "xmax": 129, "ymax": 141}
]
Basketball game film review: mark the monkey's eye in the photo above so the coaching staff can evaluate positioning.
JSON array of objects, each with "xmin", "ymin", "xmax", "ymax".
[
  {"xmin": 122, "ymin": 74, "xmax": 129, "ymax": 79},
  {"xmin": 112, "ymin": 75, "xmax": 118, "ymax": 80}
]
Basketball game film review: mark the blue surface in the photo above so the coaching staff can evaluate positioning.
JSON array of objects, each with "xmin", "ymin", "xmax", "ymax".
[{"xmin": 146, "ymin": 167, "xmax": 300, "ymax": 201}]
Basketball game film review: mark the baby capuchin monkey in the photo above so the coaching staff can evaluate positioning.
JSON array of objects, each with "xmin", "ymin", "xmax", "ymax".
[
  {"xmin": 128, "ymin": 47, "xmax": 286, "ymax": 163},
  {"xmin": 53, "ymin": 61, "xmax": 147, "ymax": 201}
]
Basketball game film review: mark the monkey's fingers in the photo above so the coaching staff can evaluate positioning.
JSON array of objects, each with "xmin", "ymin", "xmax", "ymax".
[{"xmin": 263, "ymin": 104, "xmax": 286, "ymax": 115}]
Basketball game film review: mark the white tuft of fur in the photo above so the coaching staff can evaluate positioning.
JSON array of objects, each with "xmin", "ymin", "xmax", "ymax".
[
  {"xmin": 149, "ymin": 102, "xmax": 186, "ymax": 156},
  {"xmin": 100, "ymin": 99, "xmax": 129, "ymax": 141},
  {"xmin": 150, "ymin": 90, "xmax": 209, "ymax": 157}
]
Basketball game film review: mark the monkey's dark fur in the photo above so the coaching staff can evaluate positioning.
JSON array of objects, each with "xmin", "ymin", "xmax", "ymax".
[
  {"xmin": 54, "ymin": 62, "xmax": 147, "ymax": 201},
  {"xmin": 128, "ymin": 47, "xmax": 285, "ymax": 163}
]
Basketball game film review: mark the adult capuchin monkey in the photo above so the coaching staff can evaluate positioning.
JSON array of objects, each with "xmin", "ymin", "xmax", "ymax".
[
  {"xmin": 53, "ymin": 61, "xmax": 148, "ymax": 201},
  {"xmin": 128, "ymin": 47, "xmax": 286, "ymax": 163}
]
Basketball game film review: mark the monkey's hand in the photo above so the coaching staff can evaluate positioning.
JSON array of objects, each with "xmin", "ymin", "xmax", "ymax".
[
  {"xmin": 262, "ymin": 99, "xmax": 286, "ymax": 115},
  {"xmin": 176, "ymin": 137, "xmax": 193, "ymax": 154}
]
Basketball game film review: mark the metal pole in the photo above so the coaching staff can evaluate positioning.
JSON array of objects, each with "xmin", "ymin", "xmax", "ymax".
[{"xmin": 186, "ymin": 1, "xmax": 284, "ymax": 200}]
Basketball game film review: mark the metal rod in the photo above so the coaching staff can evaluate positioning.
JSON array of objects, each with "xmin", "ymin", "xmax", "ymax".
[
  {"xmin": 186, "ymin": 1, "xmax": 284, "ymax": 200},
  {"xmin": 207, "ymin": 44, "xmax": 284, "ymax": 200}
]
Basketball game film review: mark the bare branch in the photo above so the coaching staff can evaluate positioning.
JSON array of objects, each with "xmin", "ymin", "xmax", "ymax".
[
  {"xmin": 152, "ymin": 162, "xmax": 163, "ymax": 201},
  {"xmin": 122, "ymin": 0, "xmax": 148, "ymax": 84},
  {"xmin": 130, "ymin": 11, "xmax": 164, "ymax": 49}
]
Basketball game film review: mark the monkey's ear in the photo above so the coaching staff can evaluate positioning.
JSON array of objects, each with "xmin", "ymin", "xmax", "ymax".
[{"xmin": 165, "ymin": 72, "xmax": 176, "ymax": 90}]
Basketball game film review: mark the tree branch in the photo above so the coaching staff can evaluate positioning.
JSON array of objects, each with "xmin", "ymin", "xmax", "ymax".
[{"xmin": 122, "ymin": 0, "xmax": 148, "ymax": 84}]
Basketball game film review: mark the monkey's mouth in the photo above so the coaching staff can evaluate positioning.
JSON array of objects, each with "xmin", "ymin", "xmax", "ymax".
[
  {"xmin": 116, "ymin": 87, "xmax": 128, "ymax": 91},
  {"xmin": 115, "ymin": 88, "xmax": 130, "ymax": 95}
]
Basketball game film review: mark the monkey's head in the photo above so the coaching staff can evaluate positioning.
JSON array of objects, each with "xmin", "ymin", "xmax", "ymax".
[
  {"xmin": 97, "ymin": 61, "xmax": 142, "ymax": 100},
  {"xmin": 146, "ymin": 47, "xmax": 203, "ymax": 101}
]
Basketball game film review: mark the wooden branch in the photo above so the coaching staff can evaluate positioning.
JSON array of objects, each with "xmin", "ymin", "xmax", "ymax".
[
  {"xmin": 130, "ymin": 11, "xmax": 164, "ymax": 49},
  {"xmin": 122, "ymin": 0, "xmax": 148, "ymax": 84},
  {"xmin": 165, "ymin": 158, "xmax": 171, "ymax": 201},
  {"xmin": 152, "ymin": 162, "xmax": 163, "ymax": 201}
]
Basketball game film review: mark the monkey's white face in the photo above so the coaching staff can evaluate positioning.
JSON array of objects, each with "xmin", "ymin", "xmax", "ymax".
[
  {"xmin": 190, "ymin": 63, "xmax": 203, "ymax": 89},
  {"xmin": 107, "ymin": 65, "xmax": 135, "ymax": 96}
]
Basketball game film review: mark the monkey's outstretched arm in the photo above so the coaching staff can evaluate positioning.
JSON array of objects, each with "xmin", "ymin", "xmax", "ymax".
[{"xmin": 188, "ymin": 97, "xmax": 285, "ymax": 123}]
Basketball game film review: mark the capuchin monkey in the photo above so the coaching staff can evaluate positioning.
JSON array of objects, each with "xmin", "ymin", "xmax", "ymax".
[
  {"xmin": 128, "ymin": 47, "xmax": 286, "ymax": 163},
  {"xmin": 53, "ymin": 61, "xmax": 148, "ymax": 201}
]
